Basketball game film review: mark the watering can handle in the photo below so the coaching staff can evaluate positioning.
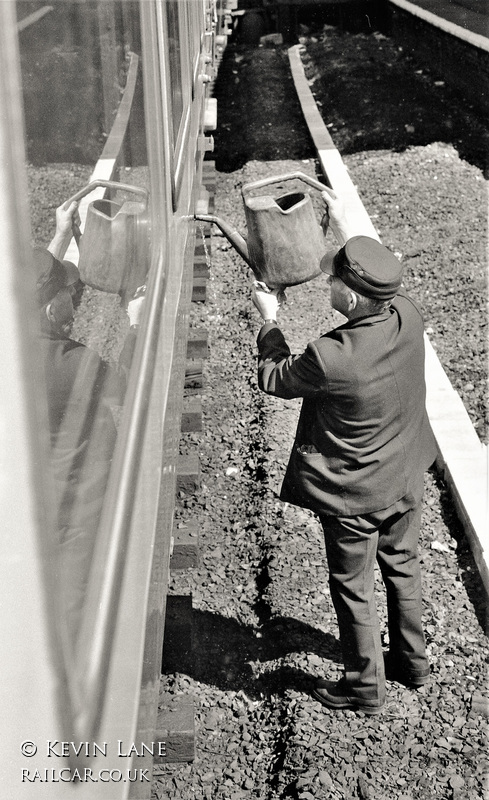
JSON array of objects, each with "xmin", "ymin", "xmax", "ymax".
[
  {"xmin": 64, "ymin": 180, "xmax": 148, "ymax": 206},
  {"xmin": 241, "ymin": 172, "xmax": 329, "ymax": 197}
]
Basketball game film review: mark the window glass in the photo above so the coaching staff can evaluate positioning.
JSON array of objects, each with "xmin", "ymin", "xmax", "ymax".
[
  {"xmin": 166, "ymin": 0, "xmax": 183, "ymax": 146},
  {"xmin": 21, "ymin": 0, "xmax": 150, "ymax": 651}
]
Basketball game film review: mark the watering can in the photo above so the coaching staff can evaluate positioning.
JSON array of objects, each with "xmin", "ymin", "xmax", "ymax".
[
  {"xmin": 195, "ymin": 172, "xmax": 329, "ymax": 288},
  {"xmin": 65, "ymin": 180, "xmax": 149, "ymax": 298}
]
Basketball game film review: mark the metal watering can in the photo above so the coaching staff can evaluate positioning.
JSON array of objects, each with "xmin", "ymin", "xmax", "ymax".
[
  {"xmin": 195, "ymin": 172, "xmax": 329, "ymax": 288},
  {"xmin": 65, "ymin": 180, "xmax": 149, "ymax": 298}
]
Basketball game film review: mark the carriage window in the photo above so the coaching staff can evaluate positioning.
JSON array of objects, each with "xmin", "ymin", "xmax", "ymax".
[
  {"xmin": 20, "ymin": 0, "xmax": 149, "ymax": 653},
  {"xmin": 166, "ymin": 0, "xmax": 184, "ymax": 146}
]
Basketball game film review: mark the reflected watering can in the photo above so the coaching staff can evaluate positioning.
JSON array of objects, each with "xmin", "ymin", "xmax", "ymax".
[
  {"xmin": 65, "ymin": 180, "xmax": 149, "ymax": 298},
  {"xmin": 195, "ymin": 172, "xmax": 329, "ymax": 288}
]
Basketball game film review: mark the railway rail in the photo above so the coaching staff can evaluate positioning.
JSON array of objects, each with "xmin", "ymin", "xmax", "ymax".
[{"xmin": 385, "ymin": 0, "xmax": 489, "ymax": 115}]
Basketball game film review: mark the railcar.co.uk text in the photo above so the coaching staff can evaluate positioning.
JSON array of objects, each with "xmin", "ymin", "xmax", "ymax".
[{"xmin": 20, "ymin": 740, "xmax": 167, "ymax": 783}]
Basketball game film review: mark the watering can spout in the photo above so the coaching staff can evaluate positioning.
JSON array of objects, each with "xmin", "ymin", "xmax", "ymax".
[{"xmin": 195, "ymin": 214, "xmax": 250, "ymax": 266}]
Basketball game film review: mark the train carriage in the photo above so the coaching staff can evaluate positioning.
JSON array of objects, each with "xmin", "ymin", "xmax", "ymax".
[{"xmin": 1, "ymin": 2, "xmax": 230, "ymax": 797}]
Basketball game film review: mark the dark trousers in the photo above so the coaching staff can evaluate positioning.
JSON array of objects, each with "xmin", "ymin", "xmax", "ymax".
[{"xmin": 320, "ymin": 503, "xmax": 428, "ymax": 704}]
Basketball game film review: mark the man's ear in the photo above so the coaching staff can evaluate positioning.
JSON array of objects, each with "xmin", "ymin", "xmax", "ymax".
[
  {"xmin": 348, "ymin": 291, "xmax": 358, "ymax": 311},
  {"xmin": 45, "ymin": 302, "xmax": 55, "ymax": 323}
]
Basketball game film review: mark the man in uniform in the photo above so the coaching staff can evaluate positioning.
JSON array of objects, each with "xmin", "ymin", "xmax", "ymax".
[{"xmin": 252, "ymin": 187, "xmax": 437, "ymax": 714}]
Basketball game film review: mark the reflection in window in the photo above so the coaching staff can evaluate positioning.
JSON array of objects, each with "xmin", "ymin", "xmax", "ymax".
[
  {"xmin": 166, "ymin": 0, "xmax": 183, "ymax": 146},
  {"xmin": 32, "ymin": 187, "xmax": 147, "ymax": 648}
]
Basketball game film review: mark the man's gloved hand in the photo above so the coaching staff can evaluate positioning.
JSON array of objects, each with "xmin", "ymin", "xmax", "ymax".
[{"xmin": 251, "ymin": 280, "xmax": 286, "ymax": 321}]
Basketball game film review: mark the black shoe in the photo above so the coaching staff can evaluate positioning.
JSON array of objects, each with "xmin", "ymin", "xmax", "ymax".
[
  {"xmin": 384, "ymin": 652, "xmax": 430, "ymax": 689},
  {"xmin": 312, "ymin": 678, "xmax": 384, "ymax": 715}
]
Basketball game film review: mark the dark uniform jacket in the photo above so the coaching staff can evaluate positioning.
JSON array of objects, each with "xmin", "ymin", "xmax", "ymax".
[{"xmin": 257, "ymin": 289, "xmax": 437, "ymax": 517}]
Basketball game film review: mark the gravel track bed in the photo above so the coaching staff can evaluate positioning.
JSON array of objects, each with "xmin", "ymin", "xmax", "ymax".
[
  {"xmin": 155, "ymin": 157, "xmax": 487, "ymax": 800},
  {"xmin": 156, "ymin": 23, "xmax": 487, "ymax": 800}
]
